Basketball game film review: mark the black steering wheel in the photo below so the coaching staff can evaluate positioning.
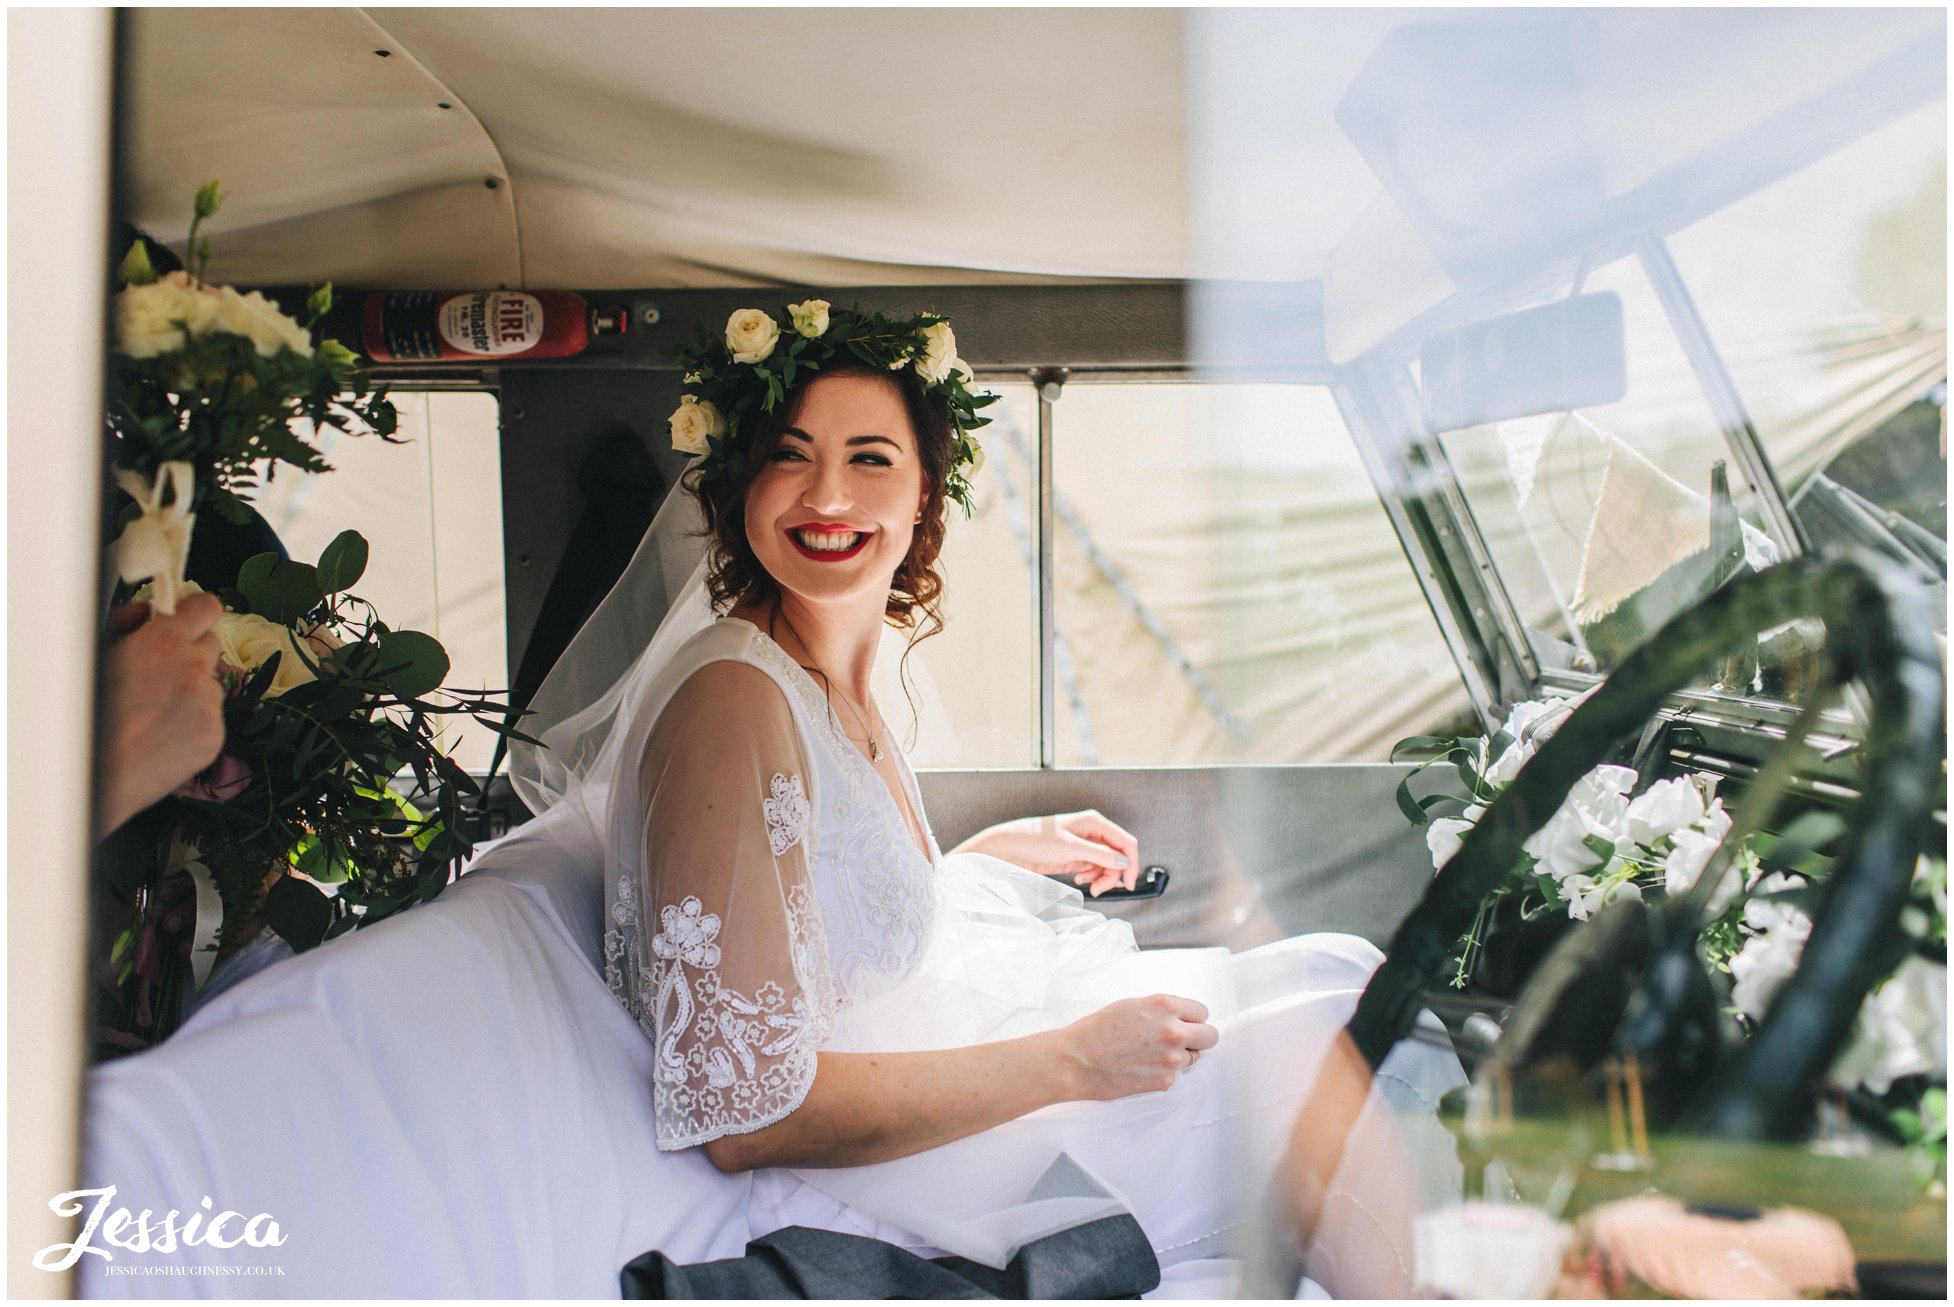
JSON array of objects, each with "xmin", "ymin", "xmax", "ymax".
[{"xmin": 1346, "ymin": 550, "xmax": 1944, "ymax": 1140}]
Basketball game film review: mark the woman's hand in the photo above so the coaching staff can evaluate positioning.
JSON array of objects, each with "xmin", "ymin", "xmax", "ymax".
[
  {"xmin": 1057, "ymin": 994, "xmax": 1219, "ymax": 1100},
  {"xmin": 951, "ymin": 809, "xmax": 1141, "ymax": 895}
]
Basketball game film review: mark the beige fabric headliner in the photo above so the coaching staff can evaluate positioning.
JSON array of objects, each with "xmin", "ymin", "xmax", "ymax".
[{"xmin": 124, "ymin": 7, "xmax": 1192, "ymax": 289}]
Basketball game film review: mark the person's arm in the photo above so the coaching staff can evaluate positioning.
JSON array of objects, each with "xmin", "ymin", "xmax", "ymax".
[
  {"xmin": 704, "ymin": 992, "xmax": 1217, "ymax": 1173},
  {"xmin": 950, "ymin": 808, "xmax": 1143, "ymax": 895}
]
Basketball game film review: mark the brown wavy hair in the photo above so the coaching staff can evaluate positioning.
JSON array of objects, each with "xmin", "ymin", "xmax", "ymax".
[{"xmin": 684, "ymin": 365, "xmax": 952, "ymax": 741}]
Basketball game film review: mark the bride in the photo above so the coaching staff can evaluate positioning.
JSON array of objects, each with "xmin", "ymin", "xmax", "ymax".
[{"xmin": 508, "ymin": 303, "xmax": 1465, "ymax": 1297}]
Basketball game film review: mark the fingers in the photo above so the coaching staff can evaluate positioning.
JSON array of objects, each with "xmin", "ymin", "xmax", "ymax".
[
  {"xmin": 172, "ymin": 590, "xmax": 224, "ymax": 638},
  {"xmin": 105, "ymin": 602, "xmax": 152, "ymax": 639},
  {"xmin": 1065, "ymin": 809, "xmax": 1141, "ymax": 890}
]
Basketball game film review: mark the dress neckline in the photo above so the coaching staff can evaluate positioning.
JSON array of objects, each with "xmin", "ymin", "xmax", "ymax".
[{"xmin": 720, "ymin": 616, "xmax": 938, "ymax": 870}]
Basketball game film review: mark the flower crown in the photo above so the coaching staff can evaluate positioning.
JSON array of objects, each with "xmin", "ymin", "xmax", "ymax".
[{"xmin": 667, "ymin": 302, "xmax": 996, "ymax": 517}]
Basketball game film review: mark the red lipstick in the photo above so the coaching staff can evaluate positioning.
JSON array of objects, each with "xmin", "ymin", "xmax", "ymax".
[{"xmin": 786, "ymin": 524, "xmax": 873, "ymax": 562}]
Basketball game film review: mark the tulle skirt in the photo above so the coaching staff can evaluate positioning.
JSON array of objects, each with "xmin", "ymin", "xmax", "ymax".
[{"xmin": 750, "ymin": 852, "xmax": 1467, "ymax": 1297}]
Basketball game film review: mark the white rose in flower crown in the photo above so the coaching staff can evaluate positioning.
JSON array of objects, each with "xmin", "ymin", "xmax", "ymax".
[
  {"xmin": 966, "ymin": 438, "xmax": 985, "ymax": 473},
  {"xmin": 669, "ymin": 395, "xmax": 727, "ymax": 455},
  {"xmin": 1625, "ymin": 776, "xmax": 1707, "ymax": 846},
  {"xmin": 724, "ymin": 308, "xmax": 781, "ymax": 364},
  {"xmin": 787, "ymin": 299, "xmax": 830, "ymax": 339},
  {"xmin": 914, "ymin": 321, "xmax": 957, "ymax": 384}
]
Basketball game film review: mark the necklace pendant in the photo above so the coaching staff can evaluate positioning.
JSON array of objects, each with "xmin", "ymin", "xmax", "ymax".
[{"xmin": 870, "ymin": 740, "xmax": 884, "ymax": 762}]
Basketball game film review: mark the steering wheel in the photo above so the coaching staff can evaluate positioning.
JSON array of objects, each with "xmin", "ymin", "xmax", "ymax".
[{"xmin": 1346, "ymin": 550, "xmax": 1944, "ymax": 1140}]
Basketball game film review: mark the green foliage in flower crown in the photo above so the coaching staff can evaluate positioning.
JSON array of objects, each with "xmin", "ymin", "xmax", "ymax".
[
  {"xmin": 669, "ymin": 303, "xmax": 997, "ymax": 518},
  {"xmin": 107, "ymin": 183, "xmax": 396, "ymax": 527}
]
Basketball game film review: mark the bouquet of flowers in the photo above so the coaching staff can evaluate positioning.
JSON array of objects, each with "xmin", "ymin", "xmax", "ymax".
[
  {"xmin": 1396, "ymin": 696, "xmax": 1947, "ymax": 1182},
  {"xmin": 98, "ymin": 184, "xmax": 529, "ymax": 1048}
]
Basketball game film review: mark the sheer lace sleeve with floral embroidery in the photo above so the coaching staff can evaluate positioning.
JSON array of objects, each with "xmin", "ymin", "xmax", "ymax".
[{"xmin": 609, "ymin": 658, "xmax": 835, "ymax": 1151}]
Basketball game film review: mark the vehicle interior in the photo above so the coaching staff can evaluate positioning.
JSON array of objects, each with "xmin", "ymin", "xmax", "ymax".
[{"xmin": 9, "ymin": 6, "xmax": 1946, "ymax": 1299}]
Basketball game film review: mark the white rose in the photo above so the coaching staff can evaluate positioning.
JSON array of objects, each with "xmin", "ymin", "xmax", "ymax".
[
  {"xmin": 724, "ymin": 308, "xmax": 780, "ymax": 364},
  {"xmin": 1565, "ymin": 875, "xmax": 1640, "ymax": 922},
  {"xmin": 115, "ymin": 275, "xmax": 220, "ymax": 358},
  {"xmin": 212, "ymin": 285, "xmax": 313, "ymax": 358},
  {"xmin": 966, "ymin": 438, "xmax": 985, "ymax": 474},
  {"xmin": 1484, "ymin": 737, "xmax": 1535, "ymax": 786},
  {"xmin": 1426, "ymin": 817, "xmax": 1474, "ymax": 871},
  {"xmin": 669, "ymin": 395, "xmax": 726, "ymax": 455},
  {"xmin": 1662, "ymin": 827, "xmax": 1743, "ymax": 916},
  {"xmin": 1698, "ymin": 795, "xmax": 1732, "ymax": 843},
  {"xmin": 1522, "ymin": 764, "xmax": 1636, "ymax": 892},
  {"xmin": 1729, "ymin": 874, "xmax": 1814, "ymax": 1020},
  {"xmin": 950, "ymin": 357, "xmax": 978, "ymax": 390},
  {"xmin": 1827, "ymin": 956, "xmax": 1947, "ymax": 1094},
  {"xmin": 914, "ymin": 321, "xmax": 957, "ymax": 384},
  {"xmin": 787, "ymin": 299, "xmax": 830, "ymax": 338},
  {"xmin": 1625, "ymin": 776, "xmax": 1706, "ymax": 846},
  {"xmin": 215, "ymin": 611, "xmax": 318, "ymax": 697}
]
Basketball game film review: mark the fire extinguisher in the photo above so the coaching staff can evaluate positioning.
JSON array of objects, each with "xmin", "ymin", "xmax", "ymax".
[{"xmin": 360, "ymin": 289, "xmax": 626, "ymax": 362}]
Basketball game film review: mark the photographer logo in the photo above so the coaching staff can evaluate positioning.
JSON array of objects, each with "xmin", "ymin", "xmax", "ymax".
[{"xmin": 34, "ymin": 1186, "xmax": 286, "ymax": 1274}]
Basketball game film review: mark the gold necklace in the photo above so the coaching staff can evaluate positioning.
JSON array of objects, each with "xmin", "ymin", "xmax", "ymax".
[{"xmin": 773, "ymin": 608, "xmax": 886, "ymax": 762}]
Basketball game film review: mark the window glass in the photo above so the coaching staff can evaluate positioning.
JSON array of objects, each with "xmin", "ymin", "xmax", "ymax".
[
  {"xmin": 877, "ymin": 382, "xmax": 1039, "ymax": 769},
  {"xmin": 1042, "ymin": 382, "xmax": 1465, "ymax": 766},
  {"xmin": 1669, "ymin": 99, "xmax": 1946, "ymax": 622},
  {"xmin": 1429, "ymin": 254, "xmax": 1822, "ymax": 700},
  {"xmin": 251, "ymin": 391, "xmax": 509, "ymax": 771}
]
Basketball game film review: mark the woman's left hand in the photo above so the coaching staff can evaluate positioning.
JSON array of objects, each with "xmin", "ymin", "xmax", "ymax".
[{"xmin": 955, "ymin": 810, "xmax": 1140, "ymax": 895}]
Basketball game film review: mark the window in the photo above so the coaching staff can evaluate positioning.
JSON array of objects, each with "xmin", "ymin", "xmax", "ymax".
[
  {"xmin": 1670, "ymin": 98, "xmax": 1946, "ymax": 626},
  {"xmin": 891, "ymin": 378, "xmax": 1466, "ymax": 768},
  {"xmin": 250, "ymin": 391, "xmax": 509, "ymax": 771},
  {"xmin": 1428, "ymin": 252, "xmax": 1820, "ymax": 700},
  {"xmin": 875, "ymin": 382, "xmax": 1039, "ymax": 770}
]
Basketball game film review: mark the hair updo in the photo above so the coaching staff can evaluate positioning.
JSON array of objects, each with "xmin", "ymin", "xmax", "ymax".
[{"xmin": 685, "ymin": 363, "xmax": 952, "ymax": 646}]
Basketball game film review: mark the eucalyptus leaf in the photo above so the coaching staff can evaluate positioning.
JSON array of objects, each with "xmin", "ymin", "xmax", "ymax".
[
  {"xmin": 375, "ymin": 629, "xmax": 449, "ymax": 700},
  {"xmin": 316, "ymin": 529, "xmax": 369, "ymax": 594}
]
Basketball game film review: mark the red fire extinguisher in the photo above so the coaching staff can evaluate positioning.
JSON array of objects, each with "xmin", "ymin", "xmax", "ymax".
[{"xmin": 360, "ymin": 290, "xmax": 626, "ymax": 362}]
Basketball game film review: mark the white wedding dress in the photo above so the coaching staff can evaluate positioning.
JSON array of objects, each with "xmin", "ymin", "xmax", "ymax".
[{"xmin": 592, "ymin": 613, "xmax": 1468, "ymax": 1297}]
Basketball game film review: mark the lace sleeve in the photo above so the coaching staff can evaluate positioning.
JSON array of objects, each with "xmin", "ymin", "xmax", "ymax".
[{"xmin": 631, "ymin": 659, "xmax": 834, "ymax": 1151}]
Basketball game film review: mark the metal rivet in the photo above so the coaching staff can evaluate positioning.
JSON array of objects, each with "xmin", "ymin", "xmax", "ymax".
[
  {"xmin": 508, "ymin": 406, "xmax": 524, "ymax": 420},
  {"xmin": 517, "ymin": 553, "xmax": 532, "ymax": 567},
  {"xmin": 641, "ymin": 306, "xmax": 662, "ymax": 326}
]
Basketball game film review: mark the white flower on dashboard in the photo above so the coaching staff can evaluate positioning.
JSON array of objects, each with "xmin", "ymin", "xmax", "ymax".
[
  {"xmin": 1522, "ymin": 764, "xmax": 1636, "ymax": 897},
  {"xmin": 1729, "ymin": 874, "xmax": 1813, "ymax": 1021},
  {"xmin": 1625, "ymin": 776, "xmax": 1706, "ymax": 846},
  {"xmin": 724, "ymin": 308, "xmax": 780, "ymax": 364},
  {"xmin": 787, "ymin": 299, "xmax": 830, "ymax": 339},
  {"xmin": 914, "ymin": 320, "xmax": 957, "ymax": 384},
  {"xmin": 1827, "ymin": 955, "xmax": 1947, "ymax": 1094},
  {"xmin": 669, "ymin": 395, "xmax": 726, "ymax": 455},
  {"xmin": 1425, "ymin": 804, "xmax": 1486, "ymax": 871}
]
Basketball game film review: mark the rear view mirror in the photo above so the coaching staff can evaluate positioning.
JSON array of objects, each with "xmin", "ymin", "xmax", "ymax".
[{"xmin": 1421, "ymin": 292, "xmax": 1627, "ymax": 433}]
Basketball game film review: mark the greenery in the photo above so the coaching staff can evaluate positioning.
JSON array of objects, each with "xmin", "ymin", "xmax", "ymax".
[
  {"xmin": 671, "ymin": 303, "xmax": 996, "ymax": 516},
  {"xmin": 107, "ymin": 181, "xmax": 397, "ymax": 526},
  {"xmin": 98, "ymin": 184, "xmax": 530, "ymax": 1049}
]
